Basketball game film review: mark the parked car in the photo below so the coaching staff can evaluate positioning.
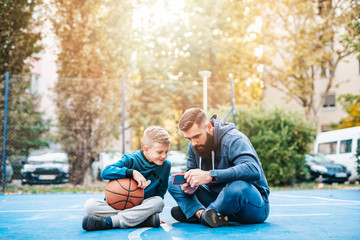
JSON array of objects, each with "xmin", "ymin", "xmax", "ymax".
[
  {"xmin": 91, "ymin": 152, "xmax": 123, "ymax": 180},
  {"xmin": 305, "ymin": 154, "xmax": 351, "ymax": 183},
  {"xmin": 21, "ymin": 152, "xmax": 69, "ymax": 185},
  {"xmin": 167, "ymin": 151, "xmax": 187, "ymax": 174},
  {"xmin": 314, "ymin": 126, "xmax": 360, "ymax": 181},
  {"xmin": 5, "ymin": 160, "xmax": 13, "ymax": 183}
]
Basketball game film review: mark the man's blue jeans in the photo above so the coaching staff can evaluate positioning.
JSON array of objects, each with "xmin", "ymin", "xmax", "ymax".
[{"xmin": 168, "ymin": 175, "xmax": 270, "ymax": 223}]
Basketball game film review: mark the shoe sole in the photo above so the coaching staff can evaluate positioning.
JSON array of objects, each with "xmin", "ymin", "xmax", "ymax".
[{"xmin": 202, "ymin": 209, "xmax": 229, "ymax": 228}]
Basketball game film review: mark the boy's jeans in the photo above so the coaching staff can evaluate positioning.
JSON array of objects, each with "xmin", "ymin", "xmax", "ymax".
[{"xmin": 168, "ymin": 175, "xmax": 269, "ymax": 223}]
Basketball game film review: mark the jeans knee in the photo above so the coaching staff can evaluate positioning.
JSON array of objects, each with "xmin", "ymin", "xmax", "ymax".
[{"xmin": 223, "ymin": 181, "xmax": 252, "ymax": 203}]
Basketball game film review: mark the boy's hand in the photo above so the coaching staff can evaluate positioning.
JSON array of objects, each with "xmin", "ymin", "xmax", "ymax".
[
  {"xmin": 133, "ymin": 170, "xmax": 147, "ymax": 189},
  {"xmin": 181, "ymin": 182, "xmax": 198, "ymax": 195}
]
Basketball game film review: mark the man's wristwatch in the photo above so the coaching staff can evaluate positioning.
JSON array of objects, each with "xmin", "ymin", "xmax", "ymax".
[{"xmin": 210, "ymin": 170, "xmax": 217, "ymax": 183}]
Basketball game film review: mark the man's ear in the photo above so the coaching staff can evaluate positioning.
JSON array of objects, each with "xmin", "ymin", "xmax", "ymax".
[
  {"xmin": 206, "ymin": 122, "xmax": 214, "ymax": 135},
  {"xmin": 143, "ymin": 146, "xmax": 148, "ymax": 152}
]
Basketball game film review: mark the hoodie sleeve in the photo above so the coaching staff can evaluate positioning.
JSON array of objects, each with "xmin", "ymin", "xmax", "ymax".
[
  {"xmin": 216, "ymin": 137, "xmax": 261, "ymax": 183},
  {"xmin": 156, "ymin": 161, "xmax": 171, "ymax": 198},
  {"xmin": 101, "ymin": 155, "xmax": 134, "ymax": 180},
  {"xmin": 186, "ymin": 143, "xmax": 198, "ymax": 171}
]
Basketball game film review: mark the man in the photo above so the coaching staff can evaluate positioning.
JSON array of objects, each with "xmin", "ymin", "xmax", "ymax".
[{"xmin": 168, "ymin": 108, "xmax": 270, "ymax": 228}]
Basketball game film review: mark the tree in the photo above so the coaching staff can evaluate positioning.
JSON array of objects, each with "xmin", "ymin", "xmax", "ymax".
[
  {"xmin": 332, "ymin": 94, "xmax": 360, "ymax": 129},
  {"xmin": 0, "ymin": 0, "xmax": 50, "ymax": 185},
  {"xmin": 126, "ymin": 0, "xmax": 266, "ymax": 149},
  {"xmin": 231, "ymin": 105, "xmax": 315, "ymax": 185},
  {"xmin": 162, "ymin": 0, "xmax": 264, "ymax": 109},
  {"xmin": 260, "ymin": 0, "xmax": 360, "ymax": 123},
  {"xmin": 48, "ymin": 0, "xmax": 133, "ymax": 184}
]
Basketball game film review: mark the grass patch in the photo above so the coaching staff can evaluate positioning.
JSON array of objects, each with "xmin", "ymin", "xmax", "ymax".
[
  {"xmin": 2, "ymin": 182, "xmax": 107, "ymax": 195},
  {"xmin": 270, "ymin": 182, "xmax": 360, "ymax": 191},
  {"xmin": 1, "ymin": 181, "xmax": 359, "ymax": 195}
]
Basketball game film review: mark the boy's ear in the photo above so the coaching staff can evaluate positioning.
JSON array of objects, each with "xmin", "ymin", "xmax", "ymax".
[{"xmin": 143, "ymin": 146, "xmax": 148, "ymax": 152}]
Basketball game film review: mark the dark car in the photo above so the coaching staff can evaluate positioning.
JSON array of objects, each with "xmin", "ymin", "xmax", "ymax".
[
  {"xmin": 305, "ymin": 154, "xmax": 351, "ymax": 183},
  {"xmin": 21, "ymin": 152, "xmax": 69, "ymax": 185}
]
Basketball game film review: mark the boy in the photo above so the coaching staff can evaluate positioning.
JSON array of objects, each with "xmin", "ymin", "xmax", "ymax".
[{"xmin": 82, "ymin": 126, "xmax": 171, "ymax": 231}]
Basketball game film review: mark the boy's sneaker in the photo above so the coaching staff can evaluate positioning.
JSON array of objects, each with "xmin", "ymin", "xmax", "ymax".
[
  {"xmin": 82, "ymin": 215, "xmax": 112, "ymax": 231},
  {"xmin": 171, "ymin": 206, "xmax": 199, "ymax": 223},
  {"xmin": 136, "ymin": 213, "xmax": 160, "ymax": 228},
  {"xmin": 200, "ymin": 209, "xmax": 229, "ymax": 228}
]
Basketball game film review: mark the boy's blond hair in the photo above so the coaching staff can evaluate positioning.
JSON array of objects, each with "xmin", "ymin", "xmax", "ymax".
[{"xmin": 143, "ymin": 126, "xmax": 171, "ymax": 148}]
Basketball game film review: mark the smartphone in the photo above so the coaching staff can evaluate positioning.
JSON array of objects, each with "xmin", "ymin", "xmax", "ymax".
[{"xmin": 173, "ymin": 174, "xmax": 187, "ymax": 185}]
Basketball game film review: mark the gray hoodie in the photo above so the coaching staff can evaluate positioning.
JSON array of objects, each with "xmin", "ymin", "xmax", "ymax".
[{"xmin": 186, "ymin": 114, "xmax": 270, "ymax": 199}]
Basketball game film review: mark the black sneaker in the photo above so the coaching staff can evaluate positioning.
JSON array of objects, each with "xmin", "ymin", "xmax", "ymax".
[
  {"xmin": 171, "ymin": 206, "xmax": 199, "ymax": 223},
  {"xmin": 200, "ymin": 209, "xmax": 229, "ymax": 228},
  {"xmin": 82, "ymin": 215, "xmax": 112, "ymax": 231},
  {"xmin": 136, "ymin": 213, "xmax": 160, "ymax": 228}
]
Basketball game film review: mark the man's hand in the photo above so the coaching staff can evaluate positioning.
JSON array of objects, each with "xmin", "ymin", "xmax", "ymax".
[
  {"xmin": 185, "ymin": 169, "xmax": 212, "ymax": 187},
  {"xmin": 181, "ymin": 182, "xmax": 199, "ymax": 195},
  {"xmin": 133, "ymin": 170, "xmax": 147, "ymax": 189}
]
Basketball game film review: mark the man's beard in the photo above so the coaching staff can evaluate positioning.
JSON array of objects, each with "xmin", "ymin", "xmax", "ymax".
[{"xmin": 194, "ymin": 132, "xmax": 214, "ymax": 158}]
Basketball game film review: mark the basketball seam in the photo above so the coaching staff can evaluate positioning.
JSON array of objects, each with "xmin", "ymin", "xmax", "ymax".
[
  {"xmin": 126, "ymin": 178, "xmax": 131, "ymax": 209},
  {"xmin": 106, "ymin": 178, "xmax": 144, "ymax": 210},
  {"xmin": 115, "ymin": 179, "xmax": 141, "ymax": 192},
  {"xmin": 105, "ymin": 189, "xmax": 143, "ymax": 199}
]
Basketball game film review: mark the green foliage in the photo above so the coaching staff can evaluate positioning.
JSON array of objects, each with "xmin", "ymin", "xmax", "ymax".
[
  {"xmin": 127, "ymin": 0, "xmax": 265, "ymax": 148},
  {"xmin": 0, "ymin": 0, "xmax": 50, "ymax": 186},
  {"xmin": 260, "ymin": 0, "xmax": 360, "ymax": 123},
  {"xmin": 332, "ymin": 94, "xmax": 360, "ymax": 129},
  {"xmin": 233, "ymin": 105, "xmax": 316, "ymax": 185},
  {"xmin": 48, "ymin": 0, "xmax": 133, "ymax": 184}
]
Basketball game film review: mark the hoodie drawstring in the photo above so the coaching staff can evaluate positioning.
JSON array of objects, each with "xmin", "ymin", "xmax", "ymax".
[{"xmin": 199, "ymin": 151, "xmax": 215, "ymax": 171}]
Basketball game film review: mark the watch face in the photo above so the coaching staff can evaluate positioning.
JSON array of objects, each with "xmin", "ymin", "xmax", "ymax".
[{"xmin": 210, "ymin": 170, "xmax": 217, "ymax": 177}]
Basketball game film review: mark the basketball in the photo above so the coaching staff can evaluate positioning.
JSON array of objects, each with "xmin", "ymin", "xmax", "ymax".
[{"xmin": 105, "ymin": 178, "xmax": 144, "ymax": 210}]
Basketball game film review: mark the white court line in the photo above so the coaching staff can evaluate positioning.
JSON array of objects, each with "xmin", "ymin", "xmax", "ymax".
[
  {"xmin": 271, "ymin": 193, "xmax": 360, "ymax": 203},
  {"xmin": 161, "ymin": 222, "xmax": 174, "ymax": 232},
  {"xmin": 128, "ymin": 227, "xmax": 151, "ymax": 240},
  {"xmin": 271, "ymin": 202, "xmax": 360, "ymax": 207},
  {"xmin": 0, "ymin": 208, "xmax": 83, "ymax": 213},
  {"xmin": 270, "ymin": 213, "xmax": 331, "ymax": 217}
]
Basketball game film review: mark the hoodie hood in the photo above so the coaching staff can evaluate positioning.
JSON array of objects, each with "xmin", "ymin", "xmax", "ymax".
[{"xmin": 209, "ymin": 114, "xmax": 235, "ymax": 148}]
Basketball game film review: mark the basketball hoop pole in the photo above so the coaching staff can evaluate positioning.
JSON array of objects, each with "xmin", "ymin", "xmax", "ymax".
[{"xmin": 122, "ymin": 75, "xmax": 125, "ymax": 155}]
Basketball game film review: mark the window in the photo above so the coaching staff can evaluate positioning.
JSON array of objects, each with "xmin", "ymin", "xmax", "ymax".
[
  {"xmin": 318, "ymin": 141, "xmax": 337, "ymax": 155},
  {"xmin": 318, "ymin": 0, "xmax": 332, "ymax": 15},
  {"xmin": 340, "ymin": 139, "xmax": 352, "ymax": 153},
  {"xmin": 320, "ymin": 60, "xmax": 334, "ymax": 78},
  {"xmin": 322, "ymin": 93, "xmax": 336, "ymax": 108},
  {"xmin": 321, "ymin": 124, "xmax": 332, "ymax": 132},
  {"xmin": 30, "ymin": 74, "xmax": 40, "ymax": 94}
]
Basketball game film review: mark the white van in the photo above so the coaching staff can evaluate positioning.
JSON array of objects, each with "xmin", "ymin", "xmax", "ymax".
[{"xmin": 314, "ymin": 126, "xmax": 360, "ymax": 181}]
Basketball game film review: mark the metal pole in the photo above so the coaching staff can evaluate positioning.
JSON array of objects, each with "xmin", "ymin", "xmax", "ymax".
[
  {"xmin": 2, "ymin": 72, "xmax": 9, "ymax": 192},
  {"xmin": 203, "ymin": 76, "xmax": 207, "ymax": 113},
  {"xmin": 198, "ymin": 71, "xmax": 212, "ymax": 114},
  {"xmin": 121, "ymin": 75, "xmax": 125, "ymax": 155},
  {"xmin": 230, "ymin": 75, "xmax": 236, "ymax": 126}
]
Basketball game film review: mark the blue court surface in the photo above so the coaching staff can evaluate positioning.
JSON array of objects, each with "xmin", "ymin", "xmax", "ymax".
[{"xmin": 1, "ymin": 189, "xmax": 360, "ymax": 240}]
